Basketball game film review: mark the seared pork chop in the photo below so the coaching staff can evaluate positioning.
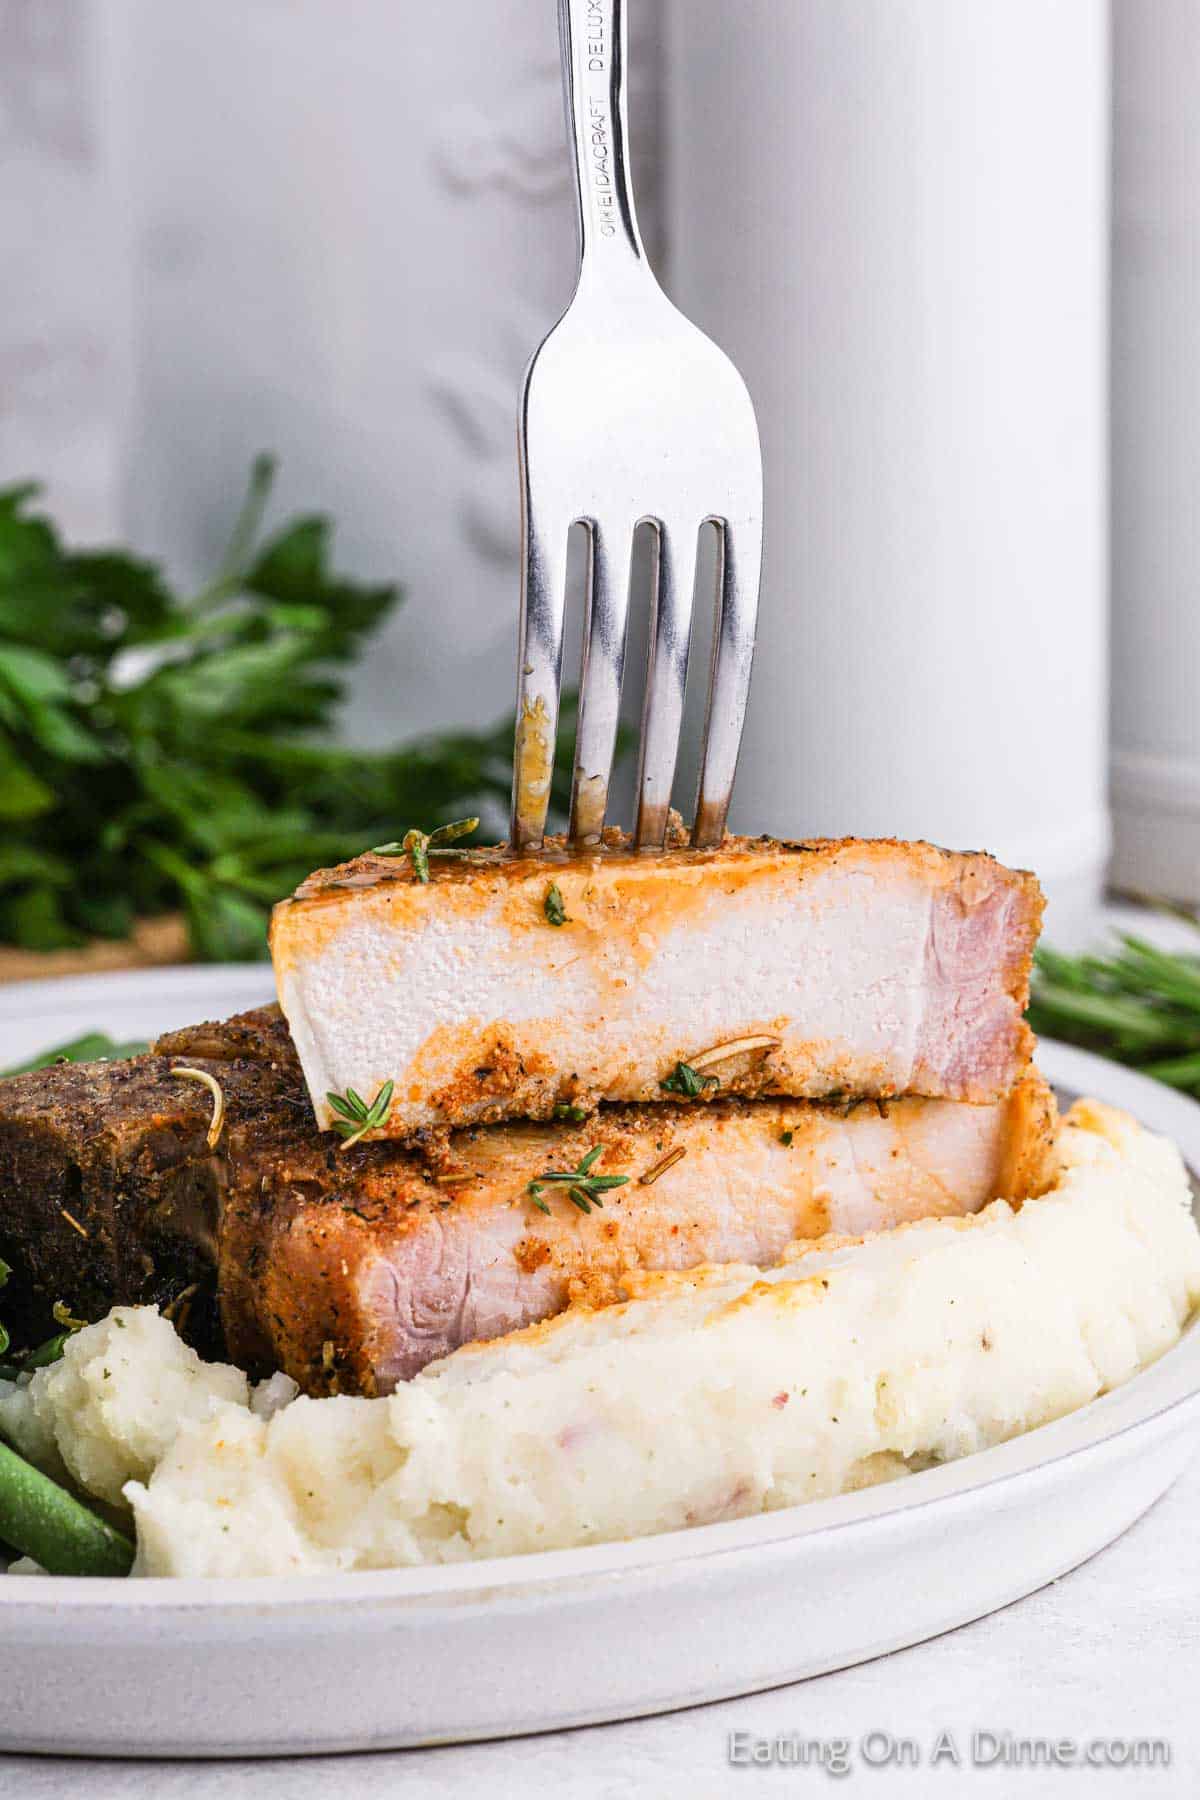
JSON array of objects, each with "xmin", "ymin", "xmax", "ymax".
[
  {"xmin": 153, "ymin": 1005, "xmax": 297, "ymax": 1070},
  {"xmin": 221, "ymin": 1074, "xmax": 1055, "ymax": 1393},
  {"xmin": 271, "ymin": 829, "xmax": 1043, "ymax": 1140},
  {"xmin": 0, "ymin": 1053, "xmax": 295, "ymax": 1353},
  {"xmin": 0, "ymin": 1040, "xmax": 1055, "ymax": 1392}
]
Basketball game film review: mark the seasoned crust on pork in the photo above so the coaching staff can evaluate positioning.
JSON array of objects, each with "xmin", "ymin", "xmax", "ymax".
[
  {"xmin": 219, "ymin": 1074, "xmax": 1058, "ymax": 1395},
  {"xmin": 271, "ymin": 830, "xmax": 1044, "ymax": 1140},
  {"xmin": 0, "ymin": 1033, "xmax": 1056, "ymax": 1395},
  {"xmin": 0, "ymin": 1053, "xmax": 300, "ymax": 1353}
]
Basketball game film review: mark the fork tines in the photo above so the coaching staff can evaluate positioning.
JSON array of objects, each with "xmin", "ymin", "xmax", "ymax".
[{"xmin": 510, "ymin": 0, "xmax": 762, "ymax": 855}]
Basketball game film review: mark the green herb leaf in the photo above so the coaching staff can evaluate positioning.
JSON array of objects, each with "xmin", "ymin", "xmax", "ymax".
[
  {"xmin": 0, "ymin": 738, "xmax": 55, "ymax": 822},
  {"xmin": 427, "ymin": 818, "xmax": 480, "ymax": 849},
  {"xmin": 404, "ymin": 829, "xmax": 430, "ymax": 884},
  {"xmin": 552, "ymin": 1103, "xmax": 587, "ymax": 1123},
  {"xmin": 526, "ymin": 1144, "xmax": 630, "ymax": 1217},
  {"xmin": 325, "ymin": 1079, "xmax": 395, "ymax": 1149},
  {"xmin": 660, "ymin": 1060, "xmax": 720, "ymax": 1099},
  {"xmin": 779, "ymin": 1128, "xmax": 794, "ymax": 1147},
  {"xmin": 373, "ymin": 818, "xmax": 480, "ymax": 885},
  {"xmin": 544, "ymin": 882, "xmax": 569, "ymax": 926}
]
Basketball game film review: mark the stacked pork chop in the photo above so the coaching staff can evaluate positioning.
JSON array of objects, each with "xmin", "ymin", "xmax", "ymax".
[{"xmin": 0, "ymin": 828, "xmax": 1052, "ymax": 1396}]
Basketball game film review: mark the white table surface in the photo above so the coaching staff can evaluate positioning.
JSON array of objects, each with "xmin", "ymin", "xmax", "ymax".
[{"xmin": 0, "ymin": 1445, "xmax": 1194, "ymax": 1799}]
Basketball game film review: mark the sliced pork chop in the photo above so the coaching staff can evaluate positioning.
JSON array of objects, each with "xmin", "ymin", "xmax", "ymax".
[
  {"xmin": 0, "ymin": 1052, "xmax": 297, "ymax": 1352},
  {"xmin": 153, "ymin": 1005, "xmax": 298, "ymax": 1072},
  {"xmin": 220, "ymin": 1074, "xmax": 1056, "ymax": 1393},
  {"xmin": 0, "ymin": 1035, "xmax": 1055, "ymax": 1395},
  {"xmin": 271, "ymin": 828, "xmax": 1044, "ymax": 1140}
]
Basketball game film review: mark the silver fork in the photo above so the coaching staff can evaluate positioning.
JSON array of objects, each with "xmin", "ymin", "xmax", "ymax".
[{"xmin": 511, "ymin": 0, "xmax": 762, "ymax": 852}]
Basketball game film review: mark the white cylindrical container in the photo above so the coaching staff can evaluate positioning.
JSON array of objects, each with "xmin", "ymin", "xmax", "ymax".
[
  {"xmin": 1111, "ymin": 1, "xmax": 1200, "ymax": 905},
  {"xmin": 0, "ymin": 1, "xmax": 132, "ymax": 539},
  {"xmin": 665, "ymin": 1, "xmax": 1110, "ymax": 930},
  {"xmin": 111, "ymin": 2, "xmax": 664, "ymax": 767}
]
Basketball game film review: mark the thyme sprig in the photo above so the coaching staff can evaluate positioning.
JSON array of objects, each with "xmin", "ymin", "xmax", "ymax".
[
  {"xmin": 372, "ymin": 818, "xmax": 479, "ymax": 883},
  {"xmin": 326, "ymin": 1079, "xmax": 395, "ymax": 1149},
  {"xmin": 527, "ymin": 1143, "xmax": 629, "ymax": 1216},
  {"xmin": 661, "ymin": 1060, "xmax": 719, "ymax": 1099}
]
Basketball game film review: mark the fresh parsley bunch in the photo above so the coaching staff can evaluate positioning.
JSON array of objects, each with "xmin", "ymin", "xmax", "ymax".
[{"xmin": 0, "ymin": 456, "xmax": 574, "ymax": 961}]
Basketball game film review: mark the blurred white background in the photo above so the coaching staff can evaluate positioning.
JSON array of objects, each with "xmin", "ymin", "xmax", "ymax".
[{"xmin": 1, "ymin": 1, "xmax": 1195, "ymax": 923}]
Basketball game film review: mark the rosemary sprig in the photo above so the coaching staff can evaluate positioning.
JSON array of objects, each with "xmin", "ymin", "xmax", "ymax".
[
  {"xmin": 527, "ymin": 1143, "xmax": 630, "ymax": 1216},
  {"xmin": 544, "ymin": 882, "xmax": 569, "ymax": 926},
  {"xmin": 372, "ymin": 818, "xmax": 479, "ymax": 883},
  {"xmin": 661, "ymin": 1060, "xmax": 720, "ymax": 1099},
  {"xmin": 1029, "ymin": 926, "xmax": 1200, "ymax": 1098},
  {"xmin": 325, "ymin": 1079, "xmax": 395, "ymax": 1149}
]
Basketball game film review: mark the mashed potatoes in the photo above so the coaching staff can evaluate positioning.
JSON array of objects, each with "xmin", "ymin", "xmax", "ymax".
[
  {"xmin": 3, "ymin": 1102, "xmax": 1198, "ymax": 1577},
  {"xmin": 0, "ymin": 1310, "xmax": 250, "ymax": 1506}
]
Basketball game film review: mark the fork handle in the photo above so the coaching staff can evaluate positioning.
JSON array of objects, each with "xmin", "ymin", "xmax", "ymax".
[{"xmin": 559, "ymin": 0, "xmax": 649, "ymax": 284}]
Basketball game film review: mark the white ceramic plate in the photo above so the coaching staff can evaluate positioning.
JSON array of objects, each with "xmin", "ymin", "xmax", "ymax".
[{"xmin": 0, "ymin": 968, "xmax": 1198, "ymax": 1759}]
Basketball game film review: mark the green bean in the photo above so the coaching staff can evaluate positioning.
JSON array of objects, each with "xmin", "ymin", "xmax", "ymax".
[
  {"xmin": 21, "ymin": 1333, "xmax": 69, "ymax": 1370},
  {"xmin": 0, "ymin": 1440, "xmax": 134, "ymax": 1577},
  {"xmin": 0, "ymin": 1335, "xmax": 67, "ymax": 1380}
]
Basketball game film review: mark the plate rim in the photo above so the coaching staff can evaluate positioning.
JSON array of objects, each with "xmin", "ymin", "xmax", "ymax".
[{"xmin": 2, "ymin": 969, "xmax": 1199, "ymax": 1615}]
